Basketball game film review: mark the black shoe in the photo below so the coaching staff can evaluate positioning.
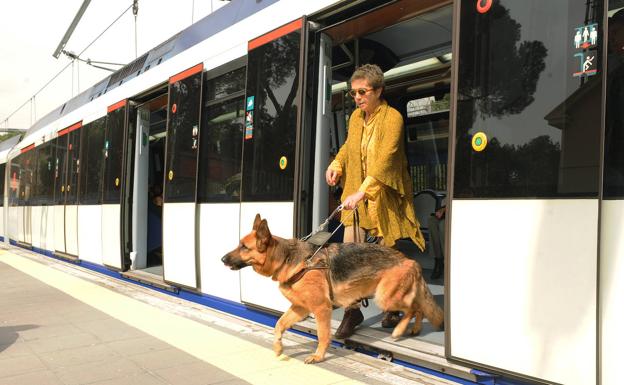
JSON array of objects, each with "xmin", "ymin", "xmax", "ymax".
[
  {"xmin": 334, "ymin": 308, "xmax": 364, "ymax": 339},
  {"xmin": 381, "ymin": 311, "xmax": 401, "ymax": 328},
  {"xmin": 430, "ymin": 258, "xmax": 444, "ymax": 280}
]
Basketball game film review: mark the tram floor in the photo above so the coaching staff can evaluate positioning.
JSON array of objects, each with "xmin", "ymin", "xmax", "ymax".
[{"xmin": 0, "ymin": 245, "xmax": 463, "ymax": 385}]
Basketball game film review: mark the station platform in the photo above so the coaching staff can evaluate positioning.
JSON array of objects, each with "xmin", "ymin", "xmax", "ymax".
[{"xmin": 0, "ymin": 246, "xmax": 468, "ymax": 385}]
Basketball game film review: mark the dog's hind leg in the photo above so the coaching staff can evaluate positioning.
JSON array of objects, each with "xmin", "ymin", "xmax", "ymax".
[
  {"xmin": 410, "ymin": 309, "xmax": 423, "ymax": 336},
  {"xmin": 274, "ymin": 305, "xmax": 308, "ymax": 357},
  {"xmin": 305, "ymin": 305, "xmax": 332, "ymax": 364}
]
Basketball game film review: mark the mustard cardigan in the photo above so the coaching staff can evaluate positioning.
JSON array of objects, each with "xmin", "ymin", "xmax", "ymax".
[{"xmin": 332, "ymin": 102, "xmax": 425, "ymax": 250}]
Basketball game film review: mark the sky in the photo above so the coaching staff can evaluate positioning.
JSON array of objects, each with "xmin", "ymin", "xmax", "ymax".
[{"xmin": 0, "ymin": 0, "xmax": 228, "ymax": 130}]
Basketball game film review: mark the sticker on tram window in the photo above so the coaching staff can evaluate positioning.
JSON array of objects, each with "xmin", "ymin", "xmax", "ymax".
[
  {"xmin": 573, "ymin": 50, "xmax": 597, "ymax": 77},
  {"xmin": 472, "ymin": 132, "xmax": 488, "ymax": 152},
  {"xmin": 476, "ymin": 0, "xmax": 492, "ymax": 14},
  {"xmin": 573, "ymin": 23, "xmax": 598, "ymax": 50},
  {"xmin": 246, "ymin": 96, "xmax": 255, "ymax": 111},
  {"xmin": 245, "ymin": 111, "xmax": 254, "ymax": 140}
]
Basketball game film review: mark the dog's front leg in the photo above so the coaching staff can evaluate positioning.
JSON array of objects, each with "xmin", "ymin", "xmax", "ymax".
[
  {"xmin": 305, "ymin": 305, "xmax": 332, "ymax": 364},
  {"xmin": 274, "ymin": 305, "xmax": 308, "ymax": 357}
]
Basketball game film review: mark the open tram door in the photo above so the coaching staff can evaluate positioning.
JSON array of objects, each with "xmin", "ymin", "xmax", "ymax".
[
  {"xmin": 160, "ymin": 64, "xmax": 203, "ymax": 290},
  {"xmin": 239, "ymin": 18, "xmax": 312, "ymax": 312},
  {"xmin": 53, "ymin": 122, "xmax": 82, "ymax": 261},
  {"xmin": 447, "ymin": 1, "xmax": 603, "ymax": 384},
  {"xmin": 102, "ymin": 100, "xmax": 136, "ymax": 271}
]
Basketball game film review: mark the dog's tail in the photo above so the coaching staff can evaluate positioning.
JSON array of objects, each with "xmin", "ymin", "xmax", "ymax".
[{"xmin": 417, "ymin": 278, "xmax": 444, "ymax": 329}]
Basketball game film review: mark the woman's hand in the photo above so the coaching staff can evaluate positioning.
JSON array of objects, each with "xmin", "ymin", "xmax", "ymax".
[
  {"xmin": 326, "ymin": 168, "xmax": 340, "ymax": 186},
  {"xmin": 342, "ymin": 191, "xmax": 365, "ymax": 210}
]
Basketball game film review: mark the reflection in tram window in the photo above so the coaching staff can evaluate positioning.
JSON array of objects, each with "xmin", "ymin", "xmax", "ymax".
[
  {"xmin": 605, "ymin": 7, "xmax": 624, "ymax": 198},
  {"xmin": 242, "ymin": 30, "xmax": 300, "ymax": 201},
  {"xmin": 165, "ymin": 72, "xmax": 202, "ymax": 203},
  {"xmin": 34, "ymin": 141, "xmax": 54, "ymax": 205},
  {"xmin": 198, "ymin": 98, "xmax": 244, "ymax": 202},
  {"xmin": 454, "ymin": 0, "xmax": 603, "ymax": 198},
  {"xmin": 53, "ymin": 136, "xmax": 68, "ymax": 205},
  {"xmin": 65, "ymin": 129, "xmax": 81, "ymax": 205},
  {"xmin": 79, "ymin": 118, "xmax": 105, "ymax": 204},
  {"xmin": 198, "ymin": 66, "xmax": 245, "ymax": 202},
  {"xmin": 103, "ymin": 107, "xmax": 125, "ymax": 203}
]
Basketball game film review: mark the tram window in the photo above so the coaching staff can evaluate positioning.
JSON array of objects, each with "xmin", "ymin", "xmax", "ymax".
[
  {"xmin": 242, "ymin": 30, "xmax": 300, "ymax": 201},
  {"xmin": 454, "ymin": 0, "xmax": 603, "ymax": 198},
  {"xmin": 198, "ymin": 97, "xmax": 244, "ymax": 202},
  {"xmin": 80, "ymin": 118, "xmax": 105, "ymax": 204},
  {"xmin": 20, "ymin": 150, "xmax": 35, "ymax": 206},
  {"xmin": 164, "ymin": 71, "xmax": 202, "ymax": 203},
  {"xmin": 53, "ymin": 136, "xmax": 68, "ymax": 205},
  {"xmin": 198, "ymin": 66, "xmax": 245, "ymax": 202},
  {"xmin": 0, "ymin": 163, "xmax": 4, "ymax": 207},
  {"xmin": 605, "ymin": 6, "xmax": 624, "ymax": 198},
  {"xmin": 103, "ymin": 107, "xmax": 125, "ymax": 204},
  {"xmin": 34, "ymin": 142, "xmax": 54, "ymax": 205},
  {"xmin": 65, "ymin": 129, "xmax": 81, "ymax": 205},
  {"xmin": 205, "ymin": 67, "xmax": 246, "ymax": 101}
]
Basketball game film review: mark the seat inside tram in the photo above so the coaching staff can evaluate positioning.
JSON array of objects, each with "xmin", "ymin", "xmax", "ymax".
[{"xmin": 321, "ymin": 3, "xmax": 452, "ymax": 347}]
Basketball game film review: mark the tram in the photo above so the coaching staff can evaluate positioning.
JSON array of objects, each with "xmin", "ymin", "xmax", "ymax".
[{"xmin": 2, "ymin": 0, "xmax": 622, "ymax": 384}]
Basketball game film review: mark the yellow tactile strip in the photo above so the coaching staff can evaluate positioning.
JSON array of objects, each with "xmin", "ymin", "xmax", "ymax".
[{"xmin": 0, "ymin": 251, "xmax": 364, "ymax": 385}]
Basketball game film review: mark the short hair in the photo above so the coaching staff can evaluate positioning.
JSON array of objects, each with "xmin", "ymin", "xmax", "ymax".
[{"xmin": 350, "ymin": 64, "xmax": 385, "ymax": 91}]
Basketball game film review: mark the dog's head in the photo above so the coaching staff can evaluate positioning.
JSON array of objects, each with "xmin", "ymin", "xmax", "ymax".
[{"xmin": 221, "ymin": 214, "xmax": 273, "ymax": 274}]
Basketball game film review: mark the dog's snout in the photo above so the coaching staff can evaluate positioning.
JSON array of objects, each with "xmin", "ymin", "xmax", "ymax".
[{"xmin": 221, "ymin": 254, "xmax": 229, "ymax": 264}]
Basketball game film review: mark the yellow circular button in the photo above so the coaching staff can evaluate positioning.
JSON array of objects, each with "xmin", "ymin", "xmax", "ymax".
[
  {"xmin": 115, "ymin": 177, "xmax": 120, "ymax": 187},
  {"xmin": 279, "ymin": 156, "xmax": 287, "ymax": 170},
  {"xmin": 168, "ymin": 170, "xmax": 174, "ymax": 180},
  {"xmin": 472, "ymin": 132, "xmax": 488, "ymax": 152}
]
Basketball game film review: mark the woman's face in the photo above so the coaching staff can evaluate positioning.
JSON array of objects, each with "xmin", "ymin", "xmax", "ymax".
[{"xmin": 350, "ymin": 78, "xmax": 382, "ymax": 115}]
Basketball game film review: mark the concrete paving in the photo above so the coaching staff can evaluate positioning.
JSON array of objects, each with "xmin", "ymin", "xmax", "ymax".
[{"xmin": 0, "ymin": 246, "xmax": 463, "ymax": 385}]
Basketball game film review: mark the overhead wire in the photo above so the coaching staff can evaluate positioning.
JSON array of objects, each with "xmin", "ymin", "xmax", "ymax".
[{"xmin": 1, "ymin": 3, "xmax": 133, "ymax": 126}]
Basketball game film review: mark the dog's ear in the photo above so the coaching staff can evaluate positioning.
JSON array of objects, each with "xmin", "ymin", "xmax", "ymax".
[
  {"xmin": 252, "ymin": 214, "xmax": 262, "ymax": 230},
  {"xmin": 255, "ymin": 219, "xmax": 272, "ymax": 252}
]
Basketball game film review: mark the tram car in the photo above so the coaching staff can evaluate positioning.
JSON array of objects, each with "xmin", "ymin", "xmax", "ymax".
[{"xmin": 3, "ymin": 0, "xmax": 622, "ymax": 384}]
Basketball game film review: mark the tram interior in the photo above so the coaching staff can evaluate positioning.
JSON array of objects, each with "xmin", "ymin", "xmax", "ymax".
[
  {"xmin": 142, "ymin": 94, "xmax": 167, "ymax": 275},
  {"xmin": 322, "ymin": 3, "xmax": 451, "ymax": 348}
]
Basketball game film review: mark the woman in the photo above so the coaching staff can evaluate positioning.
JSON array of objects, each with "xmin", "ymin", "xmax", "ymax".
[{"xmin": 326, "ymin": 64, "xmax": 425, "ymax": 339}]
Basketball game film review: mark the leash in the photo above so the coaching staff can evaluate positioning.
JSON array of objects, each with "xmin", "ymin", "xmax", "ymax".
[{"xmin": 286, "ymin": 205, "xmax": 359, "ymax": 294}]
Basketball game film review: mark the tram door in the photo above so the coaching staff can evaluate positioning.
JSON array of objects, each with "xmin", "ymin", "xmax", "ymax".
[
  {"xmin": 102, "ymin": 101, "xmax": 130, "ymax": 270},
  {"xmin": 53, "ymin": 126, "xmax": 70, "ymax": 255},
  {"xmin": 64, "ymin": 123, "xmax": 81, "ymax": 257},
  {"xmin": 239, "ymin": 19, "xmax": 309, "ymax": 312},
  {"xmin": 162, "ymin": 64, "xmax": 203, "ymax": 289},
  {"xmin": 18, "ymin": 146, "xmax": 34, "ymax": 247},
  {"xmin": 448, "ymin": 2, "xmax": 601, "ymax": 385}
]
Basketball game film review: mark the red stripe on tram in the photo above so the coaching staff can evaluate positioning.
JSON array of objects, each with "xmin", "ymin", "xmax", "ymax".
[{"xmin": 248, "ymin": 18, "xmax": 303, "ymax": 51}]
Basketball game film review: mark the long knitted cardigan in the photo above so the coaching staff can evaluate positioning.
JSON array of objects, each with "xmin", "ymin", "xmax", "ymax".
[{"xmin": 333, "ymin": 102, "xmax": 425, "ymax": 250}]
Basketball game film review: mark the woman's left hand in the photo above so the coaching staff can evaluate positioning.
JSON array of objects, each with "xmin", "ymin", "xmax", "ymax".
[{"xmin": 342, "ymin": 191, "xmax": 365, "ymax": 210}]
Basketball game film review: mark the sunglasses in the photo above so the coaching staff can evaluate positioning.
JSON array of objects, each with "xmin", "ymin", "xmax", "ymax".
[{"xmin": 348, "ymin": 88, "xmax": 376, "ymax": 97}]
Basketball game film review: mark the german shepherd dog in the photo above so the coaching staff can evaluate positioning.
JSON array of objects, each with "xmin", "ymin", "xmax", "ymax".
[{"xmin": 222, "ymin": 214, "xmax": 444, "ymax": 364}]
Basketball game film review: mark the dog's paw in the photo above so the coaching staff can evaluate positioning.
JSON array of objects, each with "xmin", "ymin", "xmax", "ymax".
[
  {"xmin": 391, "ymin": 330, "xmax": 404, "ymax": 340},
  {"xmin": 304, "ymin": 354, "xmax": 324, "ymax": 364},
  {"xmin": 273, "ymin": 341, "xmax": 283, "ymax": 357}
]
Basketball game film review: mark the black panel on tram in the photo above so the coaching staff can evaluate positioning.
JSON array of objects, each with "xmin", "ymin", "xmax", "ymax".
[
  {"xmin": 79, "ymin": 117, "xmax": 106, "ymax": 205},
  {"xmin": 242, "ymin": 29, "xmax": 301, "ymax": 202},
  {"xmin": 164, "ymin": 70, "xmax": 203, "ymax": 203},
  {"xmin": 103, "ymin": 107, "xmax": 126, "ymax": 204},
  {"xmin": 605, "ymin": 3, "xmax": 624, "ymax": 199},
  {"xmin": 454, "ymin": 0, "xmax": 603, "ymax": 199},
  {"xmin": 197, "ymin": 66, "xmax": 245, "ymax": 203}
]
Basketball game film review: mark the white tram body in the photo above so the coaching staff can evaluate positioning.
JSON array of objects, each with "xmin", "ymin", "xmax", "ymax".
[{"xmin": 2, "ymin": 1, "xmax": 623, "ymax": 384}]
